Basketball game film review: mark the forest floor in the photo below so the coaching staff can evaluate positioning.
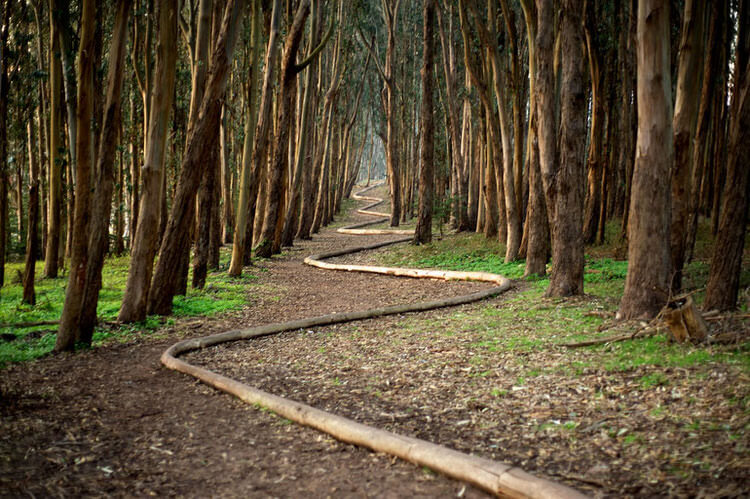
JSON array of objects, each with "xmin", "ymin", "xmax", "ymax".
[{"xmin": 2, "ymin": 185, "xmax": 748, "ymax": 498}]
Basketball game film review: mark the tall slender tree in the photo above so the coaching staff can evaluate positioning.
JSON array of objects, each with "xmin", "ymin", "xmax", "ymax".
[
  {"xmin": 414, "ymin": 0, "xmax": 436, "ymax": 245},
  {"xmin": 704, "ymin": 0, "xmax": 749, "ymax": 311},
  {"xmin": 148, "ymin": 0, "xmax": 243, "ymax": 315},
  {"xmin": 619, "ymin": 0, "xmax": 673, "ymax": 319},
  {"xmin": 119, "ymin": 0, "xmax": 178, "ymax": 322}
]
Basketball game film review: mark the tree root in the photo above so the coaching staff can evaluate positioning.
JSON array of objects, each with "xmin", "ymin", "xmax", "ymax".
[{"xmin": 161, "ymin": 185, "xmax": 586, "ymax": 499}]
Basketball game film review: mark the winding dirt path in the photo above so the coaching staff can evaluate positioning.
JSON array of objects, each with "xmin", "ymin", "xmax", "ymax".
[
  {"xmin": 0, "ymin": 185, "xmax": 586, "ymax": 498},
  {"xmin": 161, "ymin": 186, "xmax": 583, "ymax": 499}
]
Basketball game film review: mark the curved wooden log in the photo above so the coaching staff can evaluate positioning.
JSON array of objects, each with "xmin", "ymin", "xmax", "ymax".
[{"xmin": 160, "ymin": 185, "xmax": 586, "ymax": 499}]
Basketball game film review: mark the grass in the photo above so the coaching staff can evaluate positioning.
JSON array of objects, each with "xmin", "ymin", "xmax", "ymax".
[
  {"xmin": 372, "ymin": 225, "xmax": 750, "ymax": 375},
  {"xmin": 0, "ymin": 248, "xmax": 259, "ymax": 367}
]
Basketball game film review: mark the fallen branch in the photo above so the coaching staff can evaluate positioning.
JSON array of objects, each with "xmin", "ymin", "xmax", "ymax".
[{"xmin": 562, "ymin": 325, "xmax": 658, "ymax": 348}]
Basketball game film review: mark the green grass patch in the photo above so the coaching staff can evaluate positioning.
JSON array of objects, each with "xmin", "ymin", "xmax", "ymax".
[
  {"xmin": 370, "ymin": 230, "xmax": 749, "ymax": 377},
  {"xmin": 0, "ymin": 249, "xmax": 258, "ymax": 367}
]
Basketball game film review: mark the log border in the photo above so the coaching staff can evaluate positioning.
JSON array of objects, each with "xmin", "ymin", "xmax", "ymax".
[{"xmin": 160, "ymin": 185, "xmax": 587, "ymax": 499}]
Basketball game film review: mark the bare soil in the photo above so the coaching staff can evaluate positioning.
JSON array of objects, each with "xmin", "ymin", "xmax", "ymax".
[
  {"xmin": 2, "ymin": 186, "xmax": 747, "ymax": 498},
  {"xmin": 0, "ymin": 190, "xmax": 494, "ymax": 498}
]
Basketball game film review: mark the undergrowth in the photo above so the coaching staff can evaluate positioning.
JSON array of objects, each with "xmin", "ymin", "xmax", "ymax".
[{"xmin": 0, "ymin": 249, "xmax": 258, "ymax": 367}]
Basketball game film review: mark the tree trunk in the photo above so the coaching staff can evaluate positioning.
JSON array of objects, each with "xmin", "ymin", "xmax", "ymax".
[
  {"xmin": 56, "ymin": 0, "xmax": 97, "ymax": 351},
  {"xmin": 148, "ymin": 0, "xmax": 242, "ymax": 315},
  {"xmin": 414, "ymin": 0, "xmax": 435, "ymax": 245},
  {"xmin": 55, "ymin": 3, "xmax": 77, "ymax": 183},
  {"xmin": 704, "ymin": 2, "xmax": 749, "ymax": 312},
  {"xmin": 128, "ymin": 89, "xmax": 140, "ymax": 246},
  {"xmin": 435, "ymin": 4, "xmax": 468, "ymax": 232},
  {"xmin": 75, "ymin": 0, "xmax": 131, "ymax": 344},
  {"xmin": 582, "ymin": 3, "xmax": 605, "ymax": 245},
  {"xmin": 255, "ymin": 0, "xmax": 311, "ymax": 258},
  {"xmin": 619, "ymin": 0, "xmax": 673, "ymax": 320},
  {"xmin": 0, "ymin": 0, "xmax": 9, "ymax": 288},
  {"xmin": 384, "ymin": 0, "xmax": 402, "ymax": 227},
  {"xmin": 520, "ymin": 0, "xmax": 549, "ymax": 277},
  {"xmin": 533, "ymin": 0, "xmax": 558, "ymax": 282},
  {"xmin": 281, "ymin": 1, "xmax": 323, "ymax": 248},
  {"xmin": 228, "ymin": 0, "xmax": 274, "ymax": 275},
  {"xmin": 23, "ymin": 119, "xmax": 40, "ymax": 305},
  {"xmin": 220, "ymin": 104, "xmax": 233, "ymax": 244},
  {"xmin": 44, "ymin": 0, "xmax": 63, "ymax": 279},
  {"xmin": 543, "ymin": 0, "xmax": 587, "ymax": 297},
  {"xmin": 670, "ymin": 0, "xmax": 705, "ymax": 291},
  {"xmin": 192, "ymin": 140, "xmax": 219, "ymax": 289},
  {"xmin": 118, "ymin": 0, "xmax": 178, "ymax": 322},
  {"xmin": 685, "ymin": 2, "xmax": 724, "ymax": 264}
]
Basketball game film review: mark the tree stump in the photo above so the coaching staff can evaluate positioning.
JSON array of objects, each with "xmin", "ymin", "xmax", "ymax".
[{"xmin": 663, "ymin": 296, "xmax": 708, "ymax": 343}]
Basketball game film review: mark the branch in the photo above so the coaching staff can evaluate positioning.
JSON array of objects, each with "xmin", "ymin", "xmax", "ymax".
[
  {"xmin": 294, "ymin": 16, "xmax": 335, "ymax": 73},
  {"xmin": 355, "ymin": 26, "xmax": 390, "ymax": 86}
]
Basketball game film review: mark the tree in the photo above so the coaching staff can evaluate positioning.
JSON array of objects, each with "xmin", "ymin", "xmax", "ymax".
[
  {"xmin": 670, "ymin": 0, "xmax": 706, "ymax": 291},
  {"xmin": 55, "ymin": 0, "xmax": 97, "ymax": 351},
  {"xmin": 543, "ymin": 0, "xmax": 587, "ymax": 297},
  {"xmin": 520, "ymin": 0, "xmax": 549, "ymax": 277},
  {"xmin": 189, "ymin": 0, "xmax": 217, "ymax": 290},
  {"xmin": 704, "ymin": 0, "xmax": 750, "ymax": 311},
  {"xmin": 77, "ymin": 0, "xmax": 132, "ymax": 345},
  {"xmin": 22, "ymin": 119, "xmax": 40, "ymax": 305},
  {"xmin": 43, "ymin": 0, "xmax": 63, "ymax": 279},
  {"xmin": 618, "ymin": 0, "xmax": 673, "ymax": 319},
  {"xmin": 229, "ymin": 0, "xmax": 264, "ymax": 276},
  {"xmin": 147, "ymin": 0, "xmax": 243, "ymax": 316},
  {"xmin": 414, "ymin": 0, "xmax": 435, "ymax": 245},
  {"xmin": 0, "ymin": 0, "xmax": 10, "ymax": 287},
  {"xmin": 118, "ymin": 0, "xmax": 178, "ymax": 323},
  {"xmin": 382, "ymin": 0, "xmax": 403, "ymax": 226},
  {"xmin": 255, "ymin": 0, "xmax": 313, "ymax": 258}
]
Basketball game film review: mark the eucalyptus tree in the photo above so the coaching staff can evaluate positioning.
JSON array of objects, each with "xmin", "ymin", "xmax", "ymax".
[
  {"xmin": 619, "ymin": 0, "xmax": 673, "ymax": 319},
  {"xmin": 704, "ymin": 0, "xmax": 750, "ymax": 311},
  {"xmin": 414, "ymin": 0, "xmax": 435, "ymax": 245},
  {"xmin": 119, "ymin": 0, "xmax": 178, "ymax": 322}
]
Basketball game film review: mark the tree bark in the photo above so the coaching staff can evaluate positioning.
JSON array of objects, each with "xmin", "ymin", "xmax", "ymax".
[
  {"xmin": 544, "ymin": 0, "xmax": 587, "ymax": 297},
  {"xmin": 670, "ymin": 0, "xmax": 706, "ymax": 291},
  {"xmin": 189, "ymin": 0, "xmax": 217, "ymax": 289},
  {"xmin": 0, "ymin": 0, "xmax": 9, "ymax": 288},
  {"xmin": 619, "ymin": 0, "xmax": 673, "ymax": 320},
  {"xmin": 220, "ymin": 104, "xmax": 233, "ymax": 244},
  {"xmin": 704, "ymin": 2, "xmax": 749, "ymax": 311},
  {"xmin": 228, "ymin": 0, "xmax": 274, "ymax": 275},
  {"xmin": 56, "ymin": 0, "xmax": 97, "ymax": 351},
  {"xmin": 384, "ymin": 0, "xmax": 402, "ymax": 227},
  {"xmin": 414, "ymin": 0, "xmax": 435, "ymax": 245},
  {"xmin": 23, "ymin": 119, "xmax": 40, "ymax": 305},
  {"xmin": 119, "ymin": 0, "xmax": 178, "ymax": 322},
  {"xmin": 147, "ymin": 0, "xmax": 243, "ymax": 315},
  {"xmin": 255, "ymin": 0, "xmax": 311, "ymax": 258},
  {"xmin": 582, "ymin": 1, "xmax": 605, "ymax": 245},
  {"xmin": 520, "ymin": 0, "xmax": 549, "ymax": 277},
  {"xmin": 435, "ymin": 4, "xmax": 469, "ymax": 232},
  {"xmin": 281, "ymin": 0, "xmax": 323, "ymax": 248},
  {"xmin": 44, "ymin": 0, "xmax": 63, "ymax": 279},
  {"xmin": 76, "ymin": 0, "xmax": 132, "ymax": 344}
]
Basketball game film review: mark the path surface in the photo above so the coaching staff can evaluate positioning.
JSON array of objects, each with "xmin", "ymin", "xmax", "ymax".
[{"xmin": 1, "ymin": 185, "xmax": 508, "ymax": 498}]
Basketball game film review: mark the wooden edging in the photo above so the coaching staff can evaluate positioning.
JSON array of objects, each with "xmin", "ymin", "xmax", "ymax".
[{"xmin": 160, "ymin": 185, "xmax": 587, "ymax": 499}]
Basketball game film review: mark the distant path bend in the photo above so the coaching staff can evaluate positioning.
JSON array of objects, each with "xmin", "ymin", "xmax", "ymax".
[{"xmin": 161, "ymin": 185, "xmax": 585, "ymax": 499}]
